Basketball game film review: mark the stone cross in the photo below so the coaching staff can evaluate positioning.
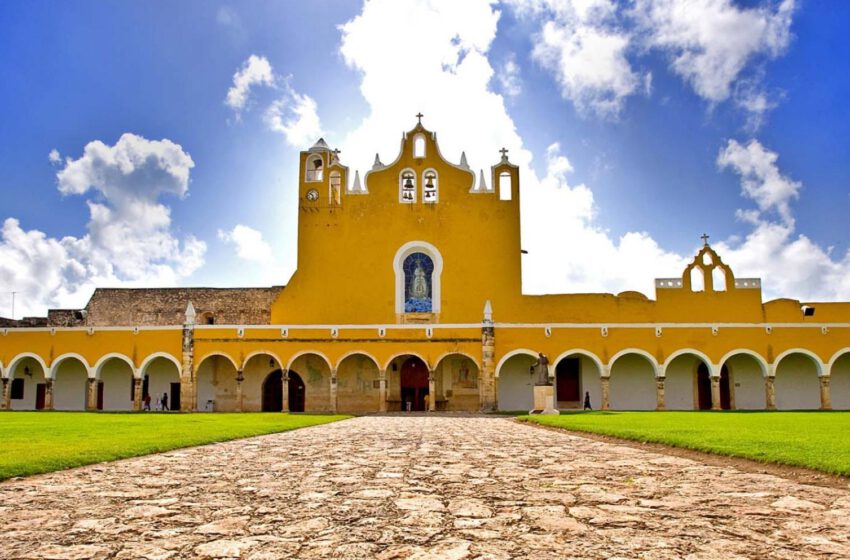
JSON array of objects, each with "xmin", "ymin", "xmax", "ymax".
[
  {"xmin": 416, "ymin": 112, "xmax": 423, "ymax": 124},
  {"xmin": 701, "ymin": 233, "xmax": 710, "ymax": 246}
]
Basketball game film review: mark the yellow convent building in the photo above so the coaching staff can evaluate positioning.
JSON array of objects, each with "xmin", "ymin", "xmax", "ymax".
[{"xmin": 2, "ymin": 119, "xmax": 849, "ymax": 414}]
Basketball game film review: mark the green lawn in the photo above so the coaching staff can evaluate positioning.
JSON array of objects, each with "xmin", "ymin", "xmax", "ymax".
[
  {"xmin": 0, "ymin": 412, "xmax": 350, "ymax": 480},
  {"xmin": 521, "ymin": 411, "xmax": 850, "ymax": 476}
]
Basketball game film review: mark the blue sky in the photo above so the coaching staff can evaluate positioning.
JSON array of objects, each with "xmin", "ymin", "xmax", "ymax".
[{"xmin": 1, "ymin": 0, "xmax": 849, "ymax": 318}]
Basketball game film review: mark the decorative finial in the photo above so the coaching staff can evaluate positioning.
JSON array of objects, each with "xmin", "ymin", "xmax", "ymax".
[
  {"xmin": 478, "ymin": 169, "xmax": 488, "ymax": 191},
  {"xmin": 372, "ymin": 153, "xmax": 384, "ymax": 170},
  {"xmin": 185, "ymin": 301, "xmax": 196, "ymax": 325},
  {"xmin": 459, "ymin": 151, "xmax": 469, "ymax": 169},
  {"xmin": 416, "ymin": 112, "xmax": 424, "ymax": 125},
  {"xmin": 483, "ymin": 300, "xmax": 493, "ymax": 323},
  {"xmin": 352, "ymin": 170, "xmax": 362, "ymax": 192},
  {"xmin": 499, "ymin": 147, "xmax": 509, "ymax": 161},
  {"xmin": 701, "ymin": 233, "xmax": 710, "ymax": 246}
]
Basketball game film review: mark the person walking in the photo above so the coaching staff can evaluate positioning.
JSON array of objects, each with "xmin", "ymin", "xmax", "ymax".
[
  {"xmin": 143, "ymin": 393, "xmax": 151, "ymax": 411},
  {"xmin": 161, "ymin": 392, "xmax": 169, "ymax": 411},
  {"xmin": 583, "ymin": 391, "xmax": 592, "ymax": 411}
]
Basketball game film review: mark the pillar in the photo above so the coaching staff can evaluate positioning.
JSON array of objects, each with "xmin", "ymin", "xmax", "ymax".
[
  {"xmin": 281, "ymin": 368, "xmax": 289, "ymax": 413},
  {"xmin": 480, "ymin": 316, "xmax": 496, "ymax": 412},
  {"xmin": 819, "ymin": 375, "xmax": 832, "ymax": 411},
  {"xmin": 1, "ymin": 378, "xmax": 9, "ymax": 410},
  {"xmin": 655, "ymin": 376, "xmax": 666, "ymax": 411},
  {"xmin": 44, "ymin": 378, "xmax": 54, "ymax": 411},
  {"xmin": 86, "ymin": 378, "xmax": 98, "ymax": 411},
  {"xmin": 710, "ymin": 376, "xmax": 721, "ymax": 411},
  {"xmin": 235, "ymin": 370, "xmax": 244, "ymax": 412},
  {"xmin": 180, "ymin": 319, "xmax": 195, "ymax": 412},
  {"xmin": 378, "ymin": 369, "xmax": 387, "ymax": 413},
  {"xmin": 765, "ymin": 375, "xmax": 776, "ymax": 411},
  {"xmin": 330, "ymin": 369, "xmax": 338, "ymax": 413},
  {"xmin": 600, "ymin": 375, "xmax": 610, "ymax": 410},
  {"xmin": 133, "ymin": 377, "xmax": 143, "ymax": 411},
  {"xmin": 428, "ymin": 370, "xmax": 436, "ymax": 412}
]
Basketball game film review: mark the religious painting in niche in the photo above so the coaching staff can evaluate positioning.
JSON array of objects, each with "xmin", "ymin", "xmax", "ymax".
[
  {"xmin": 452, "ymin": 358, "xmax": 477, "ymax": 389},
  {"xmin": 403, "ymin": 252, "xmax": 433, "ymax": 312}
]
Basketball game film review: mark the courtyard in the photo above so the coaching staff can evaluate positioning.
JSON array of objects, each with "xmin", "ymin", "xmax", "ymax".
[{"xmin": 2, "ymin": 415, "xmax": 849, "ymax": 559}]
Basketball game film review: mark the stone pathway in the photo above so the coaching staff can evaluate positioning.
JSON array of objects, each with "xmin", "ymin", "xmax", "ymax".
[{"xmin": 2, "ymin": 415, "xmax": 849, "ymax": 559}]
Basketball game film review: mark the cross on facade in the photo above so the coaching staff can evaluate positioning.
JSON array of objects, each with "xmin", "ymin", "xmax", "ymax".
[
  {"xmin": 416, "ymin": 112, "xmax": 423, "ymax": 124},
  {"xmin": 332, "ymin": 148, "xmax": 341, "ymax": 157},
  {"xmin": 701, "ymin": 233, "xmax": 710, "ymax": 246},
  {"xmin": 499, "ymin": 147, "xmax": 509, "ymax": 159}
]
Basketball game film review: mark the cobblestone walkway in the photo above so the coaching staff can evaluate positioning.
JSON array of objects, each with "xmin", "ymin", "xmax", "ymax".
[{"xmin": 2, "ymin": 415, "xmax": 849, "ymax": 559}]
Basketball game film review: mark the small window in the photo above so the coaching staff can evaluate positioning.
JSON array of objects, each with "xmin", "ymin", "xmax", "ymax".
[
  {"xmin": 10, "ymin": 378, "xmax": 24, "ymax": 399},
  {"xmin": 413, "ymin": 135, "xmax": 426, "ymax": 158},
  {"xmin": 702, "ymin": 252, "xmax": 713, "ymax": 266},
  {"xmin": 712, "ymin": 267, "xmax": 727, "ymax": 291},
  {"xmin": 400, "ymin": 170, "xmax": 416, "ymax": 203},
  {"xmin": 423, "ymin": 170, "xmax": 438, "ymax": 203},
  {"xmin": 690, "ymin": 267, "xmax": 705, "ymax": 292},
  {"xmin": 305, "ymin": 156, "xmax": 323, "ymax": 182},
  {"xmin": 329, "ymin": 171, "xmax": 342, "ymax": 205},
  {"xmin": 499, "ymin": 171, "xmax": 512, "ymax": 201}
]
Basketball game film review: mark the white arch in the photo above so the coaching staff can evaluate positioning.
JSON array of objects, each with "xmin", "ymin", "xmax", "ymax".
[
  {"xmin": 93, "ymin": 353, "xmax": 137, "ymax": 379},
  {"xmin": 50, "ymin": 353, "xmax": 92, "ymax": 380},
  {"xmin": 0, "ymin": 359, "xmax": 4, "ymax": 379},
  {"xmin": 774, "ymin": 348, "xmax": 825, "ymax": 376},
  {"xmin": 828, "ymin": 348, "xmax": 850, "ymax": 372},
  {"xmin": 242, "ymin": 350, "xmax": 285, "ymax": 371},
  {"xmin": 7, "ymin": 352, "xmax": 49, "ymax": 378},
  {"xmin": 287, "ymin": 350, "xmax": 333, "ymax": 372},
  {"xmin": 140, "ymin": 352, "xmax": 183, "ymax": 377},
  {"xmin": 335, "ymin": 350, "xmax": 381, "ymax": 371},
  {"xmin": 393, "ymin": 240, "xmax": 444, "ymax": 314},
  {"xmin": 553, "ymin": 349, "xmax": 604, "ymax": 375},
  {"xmin": 193, "ymin": 351, "xmax": 239, "ymax": 373},
  {"xmin": 382, "ymin": 352, "xmax": 431, "ymax": 372},
  {"xmin": 718, "ymin": 348, "xmax": 769, "ymax": 377},
  {"xmin": 608, "ymin": 348, "xmax": 659, "ymax": 371},
  {"xmin": 433, "ymin": 351, "xmax": 480, "ymax": 371},
  {"xmin": 662, "ymin": 349, "xmax": 712, "ymax": 371},
  {"xmin": 495, "ymin": 348, "xmax": 538, "ymax": 378}
]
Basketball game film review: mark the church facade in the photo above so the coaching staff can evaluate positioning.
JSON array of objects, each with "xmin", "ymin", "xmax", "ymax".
[{"xmin": 2, "ymin": 118, "xmax": 849, "ymax": 413}]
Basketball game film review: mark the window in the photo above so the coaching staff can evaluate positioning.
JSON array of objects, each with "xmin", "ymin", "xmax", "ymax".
[
  {"xmin": 305, "ymin": 156, "xmax": 323, "ymax": 182},
  {"xmin": 403, "ymin": 253, "xmax": 434, "ymax": 313},
  {"xmin": 690, "ymin": 267, "xmax": 705, "ymax": 292},
  {"xmin": 413, "ymin": 134, "xmax": 426, "ymax": 158},
  {"xmin": 423, "ymin": 170, "xmax": 438, "ymax": 203},
  {"xmin": 10, "ymin": 378, "xmax": 24, "ymax": 399},
  {"xmin": 400, "ymin": 170, "xmax": 416, "ymax": 203},
  {"xmin": 329, "ymin": 171, "xmax": 342, "ymax": 205},
  {"xmin": 499, "ymin": 171, "xmax": 512, "ymax": 200},
  {"xmin": 712, "ymin": 267, "xmax": 727, "ymax": 291}
]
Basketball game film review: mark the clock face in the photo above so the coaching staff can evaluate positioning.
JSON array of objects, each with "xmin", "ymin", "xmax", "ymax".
[{"xmin": 305, "ymin": 189, "xmax": 319, "ymax": 201}]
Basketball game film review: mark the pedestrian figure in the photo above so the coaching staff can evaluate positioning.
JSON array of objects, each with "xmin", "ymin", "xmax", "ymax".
[
  {"xmin": 161, "ymin": 392, "xmax": 169, "ymax": 411},
  {"xmin": 143, "ymin": 393, "xmax": 151, "ymax": 411},
  {"xmin": 583, "ymin": 391, "xmax": 592, "ymax": 410}
]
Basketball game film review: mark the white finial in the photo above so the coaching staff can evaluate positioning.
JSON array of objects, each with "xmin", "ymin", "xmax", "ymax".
[
  {"xmin": 478, "ymin": 169, "xmax": 488, "ymax": 191},
  {"xmin": 185, "ymin": 301, "xmax": 196, "ymax": 325},
  {"xmin": 352, "ymin": 170, "xmax": 362, "ymax": 192},
  {"xmin": 372, "ymin": 153, "xmax": 384, "ymax": 170},
  {"xmin": 460, "ymin": 151, "xmax": 469, "ymax": 169},
  {"xmin": 483, "ymin": 300, "xmax": 493, "ymax": 322}
]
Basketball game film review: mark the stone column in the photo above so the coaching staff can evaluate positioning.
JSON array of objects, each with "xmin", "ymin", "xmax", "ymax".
[
  {"xmin": 330, "ymin": 369, "xmax": 338, "ymax": 413},
  {"xmin": 819, "ymin": 376, "xmax": 832, "ymax": 410},
  {"xmin": 1, "ymin": 378, "xmax": 9, "ymax": 410},
  {"xmin": 235, "ymin": 370, "xmax": 244, "ymax": 412},
  {"xmin": 44, "ymin": 378, "xmax": 54, "ymax": 411},
  {"xmin": 180, "ymin": 312, "xmax": 195, "ymax": 412},
  {"xmin": 378, "ymin": 369, "xmax": 387, "ymax": 413},
  {"xmin": 479, "ymin": 306, "xmax": 497, "ymax": 412},
  {"xmin": 710, "ymin": 375, "xmax": 721, "ymax": 411},
  {"xmin": 428, "ymin": 370, "xmax": 436, "ymax": 412},
  {"xmin": 655, "ymin": 376, "xmax": 666, "ymax": 411},
  {"xmin": 86, "ymin": 378, "xmax": 98, "ymax": 411},
  {"xmin": 600, "ymin": 366, "xmax": 611, "ymax": 410},
  {"xmin": 133, "ymin": 377, "xmax": 143, "ymax": 411},
  {"xmin": 764, "ymin": 375, "xmax": 776, "ymax": 411},
  {"xmin": 281, "ymin": 369, "xmax": 289, "ymax": 413}
]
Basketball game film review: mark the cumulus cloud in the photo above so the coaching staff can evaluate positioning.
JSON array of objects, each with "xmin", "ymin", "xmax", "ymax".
[
  {"xmin": 497, "ymin": 54, "xmax": 522, "ymax": 98},
  {"xmin": 264, "ymin": 83, "xmax": 322, "ymax": 147},
  {"xmin": 48, "ymin": 149, "xmax": 61, "ymax": 164},
  {"xmin": 225, "ymin": 54, "xmax": 275, "ymax": 112},
  {"xmin": 218, "ymin": 224, "xmax": 285, "ymax": 285},
  {"xmin": 0, "ymin": 134, "xmax": 205, "ymax": 318}
]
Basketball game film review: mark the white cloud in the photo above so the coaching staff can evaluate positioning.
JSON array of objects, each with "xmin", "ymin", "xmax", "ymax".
[
  {"xmin": 0, "ymin": 134, "xmax": 205, "ymax": 318},
  {"xmin": 497, "ymin": 54, "xmax": 522, "ymax": 97},
  {"xmin": 48, "ymin": 149, "xmax": 61, "ymax": 164},
  {"xmin": 264, "ymin": 83, "xmax": 322, "ymax": 147},
  {"xmin": 225, "ymin": 54, "xmax": 275, "ymax": 112},
  {"xmin": 218, "ymin": 224, "xmax": 285, "ymax": 285}
]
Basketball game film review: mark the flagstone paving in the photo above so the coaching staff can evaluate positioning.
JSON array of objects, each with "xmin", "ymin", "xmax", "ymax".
[{"xmin": 2, "ymin": 415, "xmax": 849, "ymax": 559}]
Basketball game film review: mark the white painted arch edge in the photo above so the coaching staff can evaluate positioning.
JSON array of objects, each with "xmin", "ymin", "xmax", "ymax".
[
  {"xmin": 494, "ymin": 348, "xmax": 538, "ymax": 378},
  {"xmin": 773, "ymin": 347, "xmax": 826, "ymax": 377},
  {"xmin": 382, "ymin": 351, "xmax": 432, "ymax": 373},
  {"xmin": 718, "ymin": 348, "xmax": 769, "ymax": 378},
  {"xmin": 50, "ymin": 352, "xmax": 93, "ymax": 379},
  {"xmin": 139, "ymin": 352, "xmax": 183, "ymax": 377},
  {"xmin": 552, "ymin": 349, "xmax": 605, "ymax": 376},
  {"xmin": 6, "ymin": 352, "xmax": 49, "ymax": 379},
  {"xmin": 335, "ymin": 350, "xmax": 382, "ymax": 371}
]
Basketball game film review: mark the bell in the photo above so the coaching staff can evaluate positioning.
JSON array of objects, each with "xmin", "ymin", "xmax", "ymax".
[{"xmin": 404, "ymin": 177, "xmax": 414, "ymax": 189}]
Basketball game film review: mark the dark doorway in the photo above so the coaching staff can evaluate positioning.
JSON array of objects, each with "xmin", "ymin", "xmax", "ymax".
[
  {"xmin": 697, "ymin": 363, "xmax": 732, "ymax": 410},
  {"xmin": 170, "ymin": 383, "xmax": 181, "ymax": 411},
  {"xmin": 400, "ymin": 357, "xmax": 429, "ymax": 411},
  {"xmin": 97, "ymin": 381, "xmax": 104, "ymax": 410},
  {"xmin": 263, "ymin": 369, "xmax": 283, "ymax": 412},
  {"xmin": 556, "ymin": 358, "xmax": 581, "ymax": 403},
  {"xmin": 35, "ymin": 383, "xmax": 46, "ymax": 410},
  {"xmin": 719, "ymin": 365, "xmax": 731, "ymax": 410},
  {"xmin": 288, "ymin": 371, "xmax": 305, "ymax": 412}
]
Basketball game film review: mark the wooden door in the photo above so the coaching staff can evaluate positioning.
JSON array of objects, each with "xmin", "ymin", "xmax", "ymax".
[
  {"xmin": 97, "ymin": 382, "xmax": 104, "ymax": 410},
  {"xmin": 400, "ymin": 358, "xmax": 429, "ymax": 411},
  {"xmin": 556, "ymin": 358, "xmax": 580, "ymax": 402},
  {"xmin": 288, "ymin": 372, "xmax": 305, "ymax": 412},
  {"xmin": 35, "ymin": 384, "xmax": 46, "ymax": 410}
]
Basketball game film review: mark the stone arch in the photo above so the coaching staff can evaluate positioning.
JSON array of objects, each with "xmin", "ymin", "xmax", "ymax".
[
  {"xmin": 50, "ymin": 354, "xmax": 90, "ymax": 411},
  {"xmin": 50, "ymin": 353, "xmax": 91, "ymax": 378},
  {"xmin": 93, "ymin": 353, "xmax": 136, "ymax": 379},
  {"xmin": 242, "ymin": 350, "xmax": 284, "ymax": 371},
  {"xmin": 552, "ymin": 349, "xmax": 602, "ymax": 410},
  {"xmin": 337, "ymin": 352, "xmax": 381, "ymax": 413},
  {"xmin": 193, "ymin": 351, "xmax": 238, "ymax": 374},
  {"xmin": 287, "ymin": 350, "xmax": 333, "ymax": 372},
  {"xmin": 336, "ymin": 350, "xmax": 381, "ymax": 371},
  {"xmin": 140, "ymin": 354, "xmax": 181, "ymax": 412},
  {"xmin": 829, "ymin": 349, "xmax": 850, "ymax": 410},
  {"xmin": 662, "ymin": 350, "xmax": 711, "ymax": 411},
  {"xmin": 243, "ymin": 351, "xmax": 284, "ymax": 412},
  {"xmin": 288, "ymin": 352, "xmax": 333, "ymax": 412},
  {"xmin": 8, "ymin": 352, "xmax": 49, "ymax": 378},
  {"xmin": 196, "ymin": 353, "xmax": 238, "ymax": 412},
  {"xmin": 434, "ymin": 352, "xmax": 480, "ymax": 412},
  {"xmin": 720, "ymin": 350, "xmax": 767, "ymax": 410},
  {"xmin": 608, "ymin": 350, "xmax": 657, "ymax": 410},
  {"xmin": 383, "ymin": 351, "xmax": 431, "ymax": 373},
  {"xmin": 774, "ymin": 350, "xmax": 822, "ymax": 410},
  {"xmin": 7, "ymin": 353, "xmax": 48, "ymax": 410},
  {"xmin": 393, "ymin": 241, "xmax": 444, "ymax": 314},
  {"xmin": 496, "ymin": 350, "xmax": 537, "ymax": 412},
  {"xmin": 95, "ymin": 355, "xmax": 135, "ymax": 411}
]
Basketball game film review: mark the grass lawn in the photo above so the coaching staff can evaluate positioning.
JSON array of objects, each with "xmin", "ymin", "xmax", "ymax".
[
  {"xmin": 521, "ymin": 411, "xmax": 850, "ymax": 476},
  {"xmin": 0, "ymin": 412, "xmax": 350, "ymax": 480}
]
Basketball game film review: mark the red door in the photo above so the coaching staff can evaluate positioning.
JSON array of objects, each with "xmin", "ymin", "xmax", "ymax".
[
  {"xmin": 400, "ymin": 358, "xmax": 429, "ymax": 411},
  {"xmin": 35, "ymin": 384, "xmax": 46, "ymax": 410},
  {"xmin": 97, "ymin": 382, "xmax": 104, "ymax": 410}
]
